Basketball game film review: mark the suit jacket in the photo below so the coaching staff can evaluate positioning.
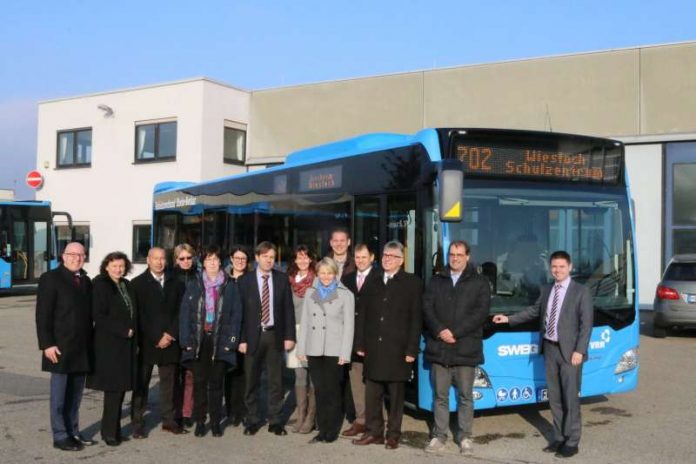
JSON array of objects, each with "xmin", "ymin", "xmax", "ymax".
[
  {"xmin": 508, "ymin": 279, "xmax": 593, "ymax": 362},
  {"xmin": 35, "ymin": 265, "xmax": 93, "ymax": 374},
  {"xmin": 87, "ymin": 275, "xmax": 138, "ymax": 392},
  {"xmin": 341, "ymin": 266, "xmax": 381, "ymax": 361},
  {"xmin": 356, "ymin": 269, "xmax": 422, "ymax": 382},
  {"xmin": 131, "ymin": 270, "xmax": 181, "ymax": 366},
  {"xmin": 238, "ymin": 269, "xmax": 296, "ymax": 355},
  {"xmin": 296, "ymin": 281, "xmax": 354, "ymax": 361}
]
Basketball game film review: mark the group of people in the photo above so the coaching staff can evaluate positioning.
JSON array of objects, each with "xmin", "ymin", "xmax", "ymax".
[{"xmin": 36, "ymin": 229, "xmax": 592, "ymax": 459}]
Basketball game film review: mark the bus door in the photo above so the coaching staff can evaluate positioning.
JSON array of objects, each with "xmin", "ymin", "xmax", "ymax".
[
  {"xmin": 9, "ymin": 213, "xmax": 49, "ymax": 284},
  {"xmin": 354, "ymin": 192, "xmax": 421, "ymax": 277}
]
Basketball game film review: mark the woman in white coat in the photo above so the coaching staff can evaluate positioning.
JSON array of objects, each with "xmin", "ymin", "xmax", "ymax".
[{"xmin": 297, "ymin": 257, "xmax": 354, "ymax": 443}]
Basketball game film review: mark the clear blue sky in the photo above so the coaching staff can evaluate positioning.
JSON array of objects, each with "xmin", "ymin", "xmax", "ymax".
[{"xmin": 1, "ymin": 0, "xmax": 695, "ymax": 198}]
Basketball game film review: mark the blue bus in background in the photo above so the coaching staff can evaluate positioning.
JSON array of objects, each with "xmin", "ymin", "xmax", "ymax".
[
  {"xmin": 152, "ymin": 128, "xmax": 639, "ymax": 411},
  {"xmin": 0, "ymin": 201, "xmax": 73, "ymax": 292}
]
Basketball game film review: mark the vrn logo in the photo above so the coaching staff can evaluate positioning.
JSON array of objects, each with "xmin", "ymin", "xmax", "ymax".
[
  {"xmin": 498, "ymin": 344, "xmax": 539, "ymax": 357},
  {"xmin": 589, "ymin": 329, "xmax": 612, "ymax": 350}
]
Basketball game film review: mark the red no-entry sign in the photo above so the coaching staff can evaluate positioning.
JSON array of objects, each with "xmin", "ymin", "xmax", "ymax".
[{"xmin": 26, "ymin": 170, "xmax": 44, "ymax": 189}]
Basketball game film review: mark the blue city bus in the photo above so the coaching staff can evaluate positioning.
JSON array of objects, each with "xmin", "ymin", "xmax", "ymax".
[
  {"xmin": 0, "ymin": 201, "xmax": 73, "ymax": 292},
  {"xmin": 152, "ymin": 128, "xmax": 639, "ymax": 410}
]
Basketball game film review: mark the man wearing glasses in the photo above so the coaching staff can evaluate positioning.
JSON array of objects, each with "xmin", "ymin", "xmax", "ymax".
[
  {"xmin": 36, "ymin": 242, "xmax": 95, "ymax": 451},
  {"xmin": 422, "ymin": 240, "xmax": 490, "ymax": 455},
  {"xmin": 352, "ymin": 241, "xmax": 422, "ymax": 450}
]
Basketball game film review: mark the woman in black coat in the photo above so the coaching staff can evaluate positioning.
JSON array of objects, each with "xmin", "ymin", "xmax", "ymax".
[
  {"xmin": 87, "ymin": 252, "xmax": 137, "ymax": 446},
  {"xmin": 172, "ymin": 243, "xmax": 197, "ymax": 427},
  {"xmin": 179, "ymin": 245, "xmax": 242, "ymax": 438}
]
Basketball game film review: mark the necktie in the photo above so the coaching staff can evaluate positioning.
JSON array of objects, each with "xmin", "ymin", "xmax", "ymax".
[
  {"xmin": 357, "ymin": 273, "xmax": 365, "ymax": 291},
  {"xmin": 261, "ymin": 275, "xmax": 270, "ymax": 326},
  {"xmin": 546, "ymin": 284, "xmax": 562, "ymax": 339},
  {"xmin": 73, "ymin": 273, "xmax": 81, "ymax": 289}
]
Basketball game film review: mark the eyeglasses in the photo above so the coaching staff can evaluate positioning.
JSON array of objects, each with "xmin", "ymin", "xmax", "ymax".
[
  {"xmin": 382, "ymin": 253, "xmax": 403, "ymax": 260},
  {"xmin": 177, "ymin": 256, "xmax": 193, "ymax": 261},
  {"xmin": 232, "ymin": 257, "xmax": 247, "ymax": 261},
  {"xmin": 63, "ymin": 253, "xmax": 86, "ymax": 259}
]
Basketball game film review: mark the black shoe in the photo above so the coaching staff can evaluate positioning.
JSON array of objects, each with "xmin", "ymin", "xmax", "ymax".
[
  {"xmin": 53, "ymin": 438, "xmax": 81, "ymax": 451},
  {"xmin": 73, "ymin": 434, "xmax": 96, "ymax": 446},
  {"xmin": 182, "ymin": 417, "xmax": 194, "ymax": 428},
  {"xmin": 323, "ymin": 433, "xmax": 338, "ymax": 443},
  {"xmin": 543, "ymin": 440, "xmax": 565, "ymax": 453},
  {"xmin": 132, "ymin": 426, "xmax": 146, "ymax": 439},
  {"xmin": 211, "ymin": 423, "xmax": 223, "ymax": 437},
  {"xmin": 194, "ymin": 422, "xmax": 207, "ymax": 437},
  {"xmin": 230, "ymin": 414, "xmax": 243, "ymax": 427},
  {"xmin": 309, "ymin": 433, "xmax": 325, "ymax": 443},
  {"xmin": 268, "ymin": 424, "xmax": 287, "ymax": 436},
  {"xmin": 244, "ymin": 423, "xmax": 261, "ymax": 436},
  {"xmin": 104, "ymin": 438, "xmax": 121, "ymax": 447},
  {"xmin": 555, "ymin": 445, "xmax": 579, "ymax": 458}
]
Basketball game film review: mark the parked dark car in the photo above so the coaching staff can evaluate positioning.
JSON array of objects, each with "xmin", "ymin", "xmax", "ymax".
[{"xmin": 653, "ymin": 254, "xmax": 696, "ymax": 338}]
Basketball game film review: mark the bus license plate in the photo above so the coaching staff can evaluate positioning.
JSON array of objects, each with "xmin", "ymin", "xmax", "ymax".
[{"xmin": 537, "ymin": 388, "xmax": 548, "ymax": 402}]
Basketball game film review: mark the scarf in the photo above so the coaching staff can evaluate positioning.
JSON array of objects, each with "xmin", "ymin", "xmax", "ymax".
[
  {"xmin": 317, "ymin": 279, "xmax": 338, "ymax": 301},
  {"xmin": 203, "ymin": 271, "xmax": 225, "ymax": 331},
  {"xmin": 289, "ymin": 268, "xmax": 315, "ymax": 298}
]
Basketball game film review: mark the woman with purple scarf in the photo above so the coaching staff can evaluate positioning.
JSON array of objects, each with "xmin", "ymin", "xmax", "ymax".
[{"xmin": 179, "ymin": 246, "xmax": 242, "ymax": 438}]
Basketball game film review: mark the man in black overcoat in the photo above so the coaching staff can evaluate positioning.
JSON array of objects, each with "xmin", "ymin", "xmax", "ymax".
[
  {"xmin": 352, "ymin": 241, "xmax": 422, "ymax": 450},
  {"xmin": 131, "ymin": 247, "xmax": 186, "ymax": 437},
  {"xmin": 35, "ymin": 242, "xmax": 95, "ymax": 451}
]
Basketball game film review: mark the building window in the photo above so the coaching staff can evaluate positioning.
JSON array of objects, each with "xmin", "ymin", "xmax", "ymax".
[
  {"xmin": 57, "ymin": 129, "xmax": 92, "ymax": 168},
  {"xmin": 56, "ymin": 224, "xmax": 91, "ymax": 262},
  {"xmin": 132, "ymin": 224, "xmax": 152, "ymax": 264},
  {"xmin": 224, "ymin": 125, "xmax": 246, "ymax": 164},
  {"xmin": 135, "ymin": 122, "xmax": 177, "ymax": 162},
  {"xmin": 665, "ymin": 142, "xmax": 696, "ymax": 265}
]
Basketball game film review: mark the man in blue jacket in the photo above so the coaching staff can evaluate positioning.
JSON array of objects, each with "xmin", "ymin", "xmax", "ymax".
[{"xmin": 422, "ymin": 240, "xmax": 490, "ymax": 455}]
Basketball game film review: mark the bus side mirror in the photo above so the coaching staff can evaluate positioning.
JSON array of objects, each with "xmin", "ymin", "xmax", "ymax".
[{"xmin": 438, "ymin": 160, "xmax": 463, "ymax": 222}]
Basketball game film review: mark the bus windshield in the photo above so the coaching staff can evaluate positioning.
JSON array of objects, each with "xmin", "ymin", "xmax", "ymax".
[{"xmin": 446, "ymin": 183, "xmax": 634, "ymax": 315}]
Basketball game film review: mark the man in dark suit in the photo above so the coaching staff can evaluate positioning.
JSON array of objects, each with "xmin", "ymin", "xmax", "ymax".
[
  {"xmin": 352, "ymin": 241, "xmax": 422, "ymax": 450},
  {"xmin": 131, "ymin": 247, "xmax": 186, "ymax": 437},
  {"xmin": 35, "ymin": 242, "xmax": 95, "ymax": 451},
  {"xmin": 493, "ymin": 250, "xmax": 593, "ymax": 458},
  {"xmin": 340, "ymin": 243, "xmax": 380, "ymax": 437},
  {"xmin": 238, "ymin": 241, "xmax": 296, "ymax": 436}
]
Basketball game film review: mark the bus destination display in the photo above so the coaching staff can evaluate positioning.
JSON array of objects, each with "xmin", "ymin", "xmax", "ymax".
[
  {"xmin": 298, "ymin": 165, "xmax": 343, "ymax": 192},
  {"xmin": 453, "ymin": 140, "xmax": 621, "ymax": 184}
]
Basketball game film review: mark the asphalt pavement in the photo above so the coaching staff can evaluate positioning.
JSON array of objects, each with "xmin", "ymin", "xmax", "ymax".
[{"xmin": 1, "ymin": 296, "xmax": 694, "ymax": 464}]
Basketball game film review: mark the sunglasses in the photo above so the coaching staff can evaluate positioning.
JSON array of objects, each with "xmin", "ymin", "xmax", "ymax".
[{"xmin": 178, "ymin": 256, "xmax": 193, "ymax": 261}]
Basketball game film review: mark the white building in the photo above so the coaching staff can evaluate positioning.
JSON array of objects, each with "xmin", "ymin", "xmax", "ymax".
[
  {"xmin": 36, "ymin": 78, "xmax": 251, "ymax": 276},
  {"xmin": 35, "ymin": 42, "xmax": 696, "ymax": 308}
]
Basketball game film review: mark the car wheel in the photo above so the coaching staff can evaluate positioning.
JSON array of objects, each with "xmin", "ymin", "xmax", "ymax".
[{"xmin": 653, "ymin": 324, "xmax": 667, "ymax": 338}]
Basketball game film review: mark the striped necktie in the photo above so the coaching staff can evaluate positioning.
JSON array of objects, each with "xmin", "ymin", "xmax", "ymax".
[
  {"xmin": 261, "ymin": 275, "xmax": 270, "ymax": 326},
  {"xmin": 546, "ymin": 284, "xmax": 562, "ymax": 339}
]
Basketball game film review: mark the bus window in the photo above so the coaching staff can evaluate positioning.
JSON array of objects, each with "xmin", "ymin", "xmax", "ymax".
[{"xmin": 387, "ymin": 194, "xmax": 417, "ymax": 273}]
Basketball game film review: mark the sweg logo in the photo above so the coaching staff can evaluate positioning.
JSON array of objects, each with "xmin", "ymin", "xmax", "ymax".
[
  {"xmin": 589, "ymin": 329, "xmax": 611, "ymax": 350},
  {"xmin": 498, "ymin": 344, "xmax": 539, "ymax": 357}
]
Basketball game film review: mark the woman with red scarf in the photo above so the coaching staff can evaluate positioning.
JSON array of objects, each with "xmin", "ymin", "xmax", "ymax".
[{"xmin": 286, "ymin": 245, "xmax": 317, "ymax": 433}]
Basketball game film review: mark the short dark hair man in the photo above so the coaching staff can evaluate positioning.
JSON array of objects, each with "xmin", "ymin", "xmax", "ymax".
[
  {"xmin": 130, "ymin": 247, "xmax": 186, "ymax": 437},
  {"xmin": 238, "ymin": 241, "xmax": 296, "ymax": 436},
  {"xmin": 493, "ymin": 251, "xmax": 593, "ymax": 458},
  {"xmin": 352, "ymin": 241, "xmax": 422, "ymax": 450},
  {"xmin": 327, "ymin": 228, "xmax": 355, "ymax": 278},
  {"xmin": 422, "ymin": 241, "xmax": 490, "ymax": 455},
  {"xmin": 340, "ymin": 243, "xmax": 380, "ymax": 437},
  {"xmin": 35, "ymin": 242, "xmax": 95, "ymax": 451}
]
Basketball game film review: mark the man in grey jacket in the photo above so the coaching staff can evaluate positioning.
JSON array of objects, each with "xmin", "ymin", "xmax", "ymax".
[{"xmin": 493, "ymin": 250, "xmax": 593, "ymax": 459}]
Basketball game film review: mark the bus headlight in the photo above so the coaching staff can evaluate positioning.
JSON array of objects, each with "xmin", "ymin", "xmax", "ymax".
[
  {"xmin": 614, "ymin": 348, "xmax": 639, "ymax": 374},
  {"xmin": 473, "ymin": 367, "xmax": 491, "ymax": 388}
]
